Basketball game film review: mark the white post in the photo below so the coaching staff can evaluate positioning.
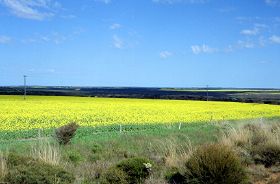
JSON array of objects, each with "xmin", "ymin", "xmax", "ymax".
[
  {"xmin": 179, "ymin": 122, "xmax": 182, "ymax": 130},
  {"xmin": 120, "ymin": 124, "xmax": 122, "ymax": 133}
]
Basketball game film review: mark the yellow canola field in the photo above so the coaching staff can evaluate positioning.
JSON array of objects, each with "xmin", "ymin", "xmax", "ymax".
[{"xmin": 0, "ymin": 95, "xmax": 280, "ymax": 131}]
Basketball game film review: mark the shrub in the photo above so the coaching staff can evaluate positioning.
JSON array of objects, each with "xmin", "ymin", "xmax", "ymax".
[
  {"xmin": 55, "ymin": 122, "xmax": 79, "ymax": 145},
  {"xmin": 91, "ymin": 143, "xmax": 102, "ymax": 154},
  {"xmin": 116, "ymin": 157, "xmax": 153, "ymax": 184},
  {"xmin": 183, "ymin": 144, "xmax": 248, "ymax": 184},
  {"xmin": 66, "ymin": 150, "xmax": 83, "ymax": 165},
  {"xmin": 252, "ymin": 142, "xmax": 280, "ymax": 167},
  {"xmin": 101, "ymin": 167, "xmax": 129, "ymax": 184},
  {"xmin": 4, "ymin": 153, "xmax": 75, "ymax": 184},
  {"xmin": 165, "ymin": 167, "xmax": 185, "ymax": 184}
]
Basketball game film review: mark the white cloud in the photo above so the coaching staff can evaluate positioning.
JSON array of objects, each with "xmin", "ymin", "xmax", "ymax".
[
  {"xmin": 95, "ymin": 0, "xmax": 111, "ymax": 4},
  {"xmin": 240, "ymin": 23, "xmax": 269, "ymax": 36},
  {"xmin": 269, "ymin": 35, "xmax": 280, "ymax": 43},
  {"xmin": 159, "ymin": 51, "xmax": 172, "ymax": 59},
  {"xmin": 237, "ymin": 40, "xmax": 255, "ymax": 48},
  {"xmin": 0, "ymin": 35, "xmax": 11, "ymax": 44},
  {"xmin": 191, "ymin": 44, "xmax": 217, "ymax": 54},
  {"xmin": 152, "ymin": 0, "xmax": 207, "ymax": 4},
  {"xmin": 0, "ymin": 0, "xmax": 60, "ymax": 20},
  {"xmin": 240, "ymin": 28, "xmax": 259, "ymax": 36},
  {"xmin": 110, "ymin": 23, "xmax": 121, "ymax": 30},
  {"xmin": 113, "ymin": 35, "xmax": 123, "ymax": 49},
  {"xmin": 265, "ymin": 0, "xmax": 280, "ymax": 6}
]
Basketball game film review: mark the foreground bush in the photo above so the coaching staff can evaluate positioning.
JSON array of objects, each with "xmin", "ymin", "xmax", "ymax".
[
  {"xmin": 252, "ymin": 142, "xmax": 280, "ymax": 167},
  {"xmin": 183, "ymin": 144, "xmax": 248, "ymax": 184},
  {"xmin": 4, "ymin": 153, "xmax": 75, "ymax": 184},
  {"xmin": 101, "ymin": 167, "xmax": 129, "ymax": 184},
  {"xmin": 116, "ymin": 157, "xmax": 152, "ymax": 184},
  {"xmin": 55, "ymin": 122, "xmax": 79, "ymax": 145},
  {"xmin": 102, "ymin": 157, "xmax": 152, "ymax": 184},
  {"xmin": 165, "ymin": 167, "xmax": 185, "ymax": 184}
]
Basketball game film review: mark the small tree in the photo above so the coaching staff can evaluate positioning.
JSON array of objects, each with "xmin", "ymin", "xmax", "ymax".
[{"xmin": 55, "ymin": 122, "xmax": 79, "ymax": 145}]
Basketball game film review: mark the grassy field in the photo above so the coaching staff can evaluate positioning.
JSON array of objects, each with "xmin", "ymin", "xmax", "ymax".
[{"xmin": 0, "ymin": 95, "xmax": 280, "ymax": 132}]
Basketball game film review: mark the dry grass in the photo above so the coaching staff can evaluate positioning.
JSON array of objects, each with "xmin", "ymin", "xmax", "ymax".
[
  {"xmin": 153, "ymin": 137, "xmax": 194, "ymax": 168},
  {"xmin": 73, "ymin": 161, "xmax": 111, "ymax": 183},
  {"xmin": 221, "ymin": 126, "xmax": 252, "ymax": 148},
  {"xmin": 221, "ymin": 120, "xmax": 280, "ymax": 148},
  {"xmin": 144, "ymin": 177, "xmax": 168, "ymax": 184},
  {"xmin": 31, "ymin": 137, "xmax": 61, "ymax": 166},
  {"xmin": 0, "ymin": 152, "xmax": 7, "ymax": 180},
  {"xmin": 220, "ymin": 121, "xmax": 280, "ymax": 167}
]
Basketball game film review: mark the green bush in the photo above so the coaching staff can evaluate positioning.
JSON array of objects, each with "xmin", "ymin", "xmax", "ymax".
[
  {"xmin": 66, "ymin": 150, "xmax": 83, "ymax": 165},
  {"xmin": 116, "ymin": 157, "xmax": 152, "ymax": 184},
  {"xmin": 252, "ymin": 142, "xmax": 280, "ymax": 167},
  {"xmin": 55, "ymin": 122, "xmax": 79, "ymax": 145},
  {"xmin": 91, "ymin": 143, "xmax": 102, "ymax": 154},
  {"xmin": 4, "ymin": 153, "xmax": 75, "ymax": 184},
  {"xmin": 183, "ymin": 144, "xmax": 248, "ymax": 184},
  {"xmin": 101, "ymin": 167, "xmax": 129, "ymax": 184}
]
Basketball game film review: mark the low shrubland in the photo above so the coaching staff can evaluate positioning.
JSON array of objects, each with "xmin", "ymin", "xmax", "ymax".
[{"xmin": 0, "ymin": 119, "xmax": 280, "ymax": 183}]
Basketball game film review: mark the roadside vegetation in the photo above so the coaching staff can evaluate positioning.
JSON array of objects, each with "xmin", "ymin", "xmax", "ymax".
[{"xmin": 1, "ymin": 118, "xmax": 280, "ymax": 183}]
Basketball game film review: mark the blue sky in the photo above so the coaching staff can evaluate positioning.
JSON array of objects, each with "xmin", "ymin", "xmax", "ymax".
[{"xmin": 0, "ymin": 0, "xmax": 280, "ymax": 88}]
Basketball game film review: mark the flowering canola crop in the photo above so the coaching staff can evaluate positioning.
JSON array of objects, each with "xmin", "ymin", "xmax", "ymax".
[{"xmin": 0, "ymin": 95, "xmax": 280, "ymax": 131}]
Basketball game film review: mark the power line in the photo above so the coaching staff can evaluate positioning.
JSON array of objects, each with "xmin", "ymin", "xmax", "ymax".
[
  {"xmin": 206, "ymin": 85, "xmax": 209, "ymax": 101},
  {"xmin": 24, "ymin": 75, "xmax": 27, "ymax": 100}
]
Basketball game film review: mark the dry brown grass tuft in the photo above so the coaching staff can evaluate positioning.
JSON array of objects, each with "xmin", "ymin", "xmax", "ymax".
[
  {"xmin": 0, "ymin": 152, "xmax": 7, "ymax": 180},
  {"xmin": 220, "ymin": 121, "xmax": 280, "ymax": 168},
  {"xmin": 161, "ymin": 138, "xmax": 194, "ymax": 169},
  {"xmin": 220, "ymin": 126, "xmax": 252, "ymax": 148},
  {"xmin": 31, "ymin": 137, "xmax": 61, "ymax": 166}
]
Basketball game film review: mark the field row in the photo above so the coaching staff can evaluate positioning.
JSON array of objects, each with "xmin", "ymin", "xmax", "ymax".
[{"xmin": 1, "ymin": 95, "xmax": 280, "ymax": 131}]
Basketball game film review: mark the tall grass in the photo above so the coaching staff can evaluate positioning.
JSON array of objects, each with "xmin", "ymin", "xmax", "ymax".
[
  {"xmin": 220, "ymin": 121, "xmax": 280, "ymax": 167},
  {"xmin": 0, "ymin": 152, "xmax": 7, "ymax": 180},
  {"xmin": 31, "ymin": 137, "xmax": 61, "ymax": 166}
]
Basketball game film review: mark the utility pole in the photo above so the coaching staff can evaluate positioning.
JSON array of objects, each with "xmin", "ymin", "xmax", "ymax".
[
  {"xmin": 24, "ymin": 75, "xmax": 27, "ymax": 100},
  {"xmin": 206, "ymin": 85, "xmax": 209, "ymax": 101}
]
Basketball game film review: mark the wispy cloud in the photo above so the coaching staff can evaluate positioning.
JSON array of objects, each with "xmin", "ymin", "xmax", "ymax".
[
  {"xmin": 269, "ymin": 35, "xmax": 280, "ymax": 43},
  {"xmin": 152, "ymin": 0, "xmax": 207, "ymax": 4},
  {"xmin": 0, "ymin": 0, "xmax": 60, "ymax": 20},
  {"xmin": 258, "ymin": 60, "xmax": 270, "ymax": 64},
  {"xmin": 191, "ymin": 44, "xmax": 217, "ymax": 54},
  {"xmin": 218, "ymin": 7, "xmax": 236, "ymax": 13},
  {"xmin": 240, "ymin": 28, "xmax": 259, "ymax": 36},
  {"xmin": 113, "ymin": 35, "xmax": 123, "ymax": 49},
  {"xmin": 237, "ymin": 40, "xmax": 255, "ymax": 48},
  {"xmin": 94, "ymin": 0, "xmax": 111, "ymax": 4},
  {"xmin": 240, "ymin": 24, "xmax": 267, "ymax": 36},
  {"xmin": 22, "ymin": 29, "xmax": 84, "ymax": 45},
  {"xmin": 159, "ymin": 51, "xmax": 172, "ymax": 59},
  {"xmin": 110, "ymin": 23, "xmax": 121, "ymax": 30},
  {"xmin": 28, "ymin": 68, "xmax": 56, "ymax": 74},
  {"xmin": 265, "ymin": 0, "xmax": 280, "ymax": 6},
  {"xmin": 0, "ymin": 35, "xmax": 11, "ymax": 44}
]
